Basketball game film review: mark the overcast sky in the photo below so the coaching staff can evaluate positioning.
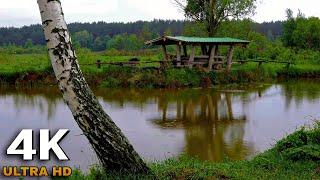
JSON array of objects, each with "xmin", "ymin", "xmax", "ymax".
[{"xmin": 0, "ymin": 0, "xmax": 319, "ymax": 27}]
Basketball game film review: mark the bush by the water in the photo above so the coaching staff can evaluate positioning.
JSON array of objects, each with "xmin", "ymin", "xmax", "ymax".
[
  {"xmin": 276, "ymin": 122, "xmax": 320, "ymax": 161},
  {"xmin": 98, "ymin": 66, "xmax": 206, "ymax": 88}
]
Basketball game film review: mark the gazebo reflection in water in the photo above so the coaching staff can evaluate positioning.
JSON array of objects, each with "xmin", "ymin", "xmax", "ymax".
[{"xmin": 150, "ymin": 90, "xmax": 253, "ymax": 162}]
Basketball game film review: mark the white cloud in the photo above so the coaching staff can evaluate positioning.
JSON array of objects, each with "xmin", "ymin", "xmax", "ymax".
[
  {"xmin": 254, "ymin": 0, "xmax": 320, "ymax": 22},
  {"xmin": 124, "ymin": 0, "xmax": 183, "ymax": 20},
  {"xmin": 63, "ymin": 0, "xmax": 118, "ymax": 14},
  {"xmin": 62, "ymin": 0, "xmax": 119, "ymax": 23}
]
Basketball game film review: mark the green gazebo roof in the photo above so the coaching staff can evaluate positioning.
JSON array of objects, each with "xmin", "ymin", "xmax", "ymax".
[{"xmin": 145, "ymin": 36, "xmax": 250, "ymax": 46}]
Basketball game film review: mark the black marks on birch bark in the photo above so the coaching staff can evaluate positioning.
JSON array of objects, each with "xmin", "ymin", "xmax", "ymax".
[
  {"xmin": 42, "ymin": 19, "xmax": 53, "ymax": 26},
  {"xmin": 47, "ymin": 0, "xmax": 60, "ymax": 3},
  {"xmin": 50, "ymin": 28, "xmax": 72, "ymax": 68},
  {"xmin": 51, "ymin": 28, "xmax": 62, "ymax": 33}
]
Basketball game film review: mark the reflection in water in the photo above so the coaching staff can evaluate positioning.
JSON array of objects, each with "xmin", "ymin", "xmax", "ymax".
[
  {"xmin": 0, "ymin": 81, "xmax": 319, "ymax": 170},
  {"xmin": 152, "ymin": 92, "xmax": 250, "ymax": 161},
  {"xmin": 0, "ymin": 87, "xmax": 60, "ymax": 121},
  {"xmin": 282, "ymin": 81, "xmax": 320, "ymax": 110}
]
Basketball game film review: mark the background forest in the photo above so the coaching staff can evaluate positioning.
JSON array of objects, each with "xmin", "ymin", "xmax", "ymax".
[
  {"xmin": 0, "ymin": 10, "xmax": 319, "ymax": 65},
  {"xmin": 0, "ymin": 20, "xmax": 282, "ymax": 50}
]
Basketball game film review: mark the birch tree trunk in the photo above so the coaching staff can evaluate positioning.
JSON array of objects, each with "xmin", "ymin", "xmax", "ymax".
[{"xmin": 37, "ymin": 0, "xmax": 150, "ymax": 174}]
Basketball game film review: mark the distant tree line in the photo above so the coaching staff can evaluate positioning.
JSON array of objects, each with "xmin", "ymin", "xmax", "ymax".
[{"xmin": 0, "ymin": 19, "xmax": 283, "ymax": 51}]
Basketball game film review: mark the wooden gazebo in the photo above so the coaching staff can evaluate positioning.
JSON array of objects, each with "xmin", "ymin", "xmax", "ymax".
[{"xmin": 145, "ymin": 36, "xmax": 250, "ymax": 71}]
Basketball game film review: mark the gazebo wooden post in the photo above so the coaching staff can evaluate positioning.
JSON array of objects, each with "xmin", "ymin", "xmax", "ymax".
[
  {"xmin": 226, "ymin": 45, "xmax": 235, "ymax": 71},
  {"xmin": 162, "ymin": 44, "xmax": 168, "ymax": 61},
  {"xmin": 215, "ymin": 46, "xmax": 220, "ymax": 58},
  {"xmin": 207, "ymin": 45, "xmax": 213, "ymax": 55},
  {"xmin": 201, "ymin": 44, "xmax": 207, "ymax": 55},
  {"xmin": 183, "ymin": 45, "xmax": 188, "ymax": 57},
  {"xmin": 189, "ymin": 44, "xmax": 196, "ymax": 68},
  {"xmin": 176, "ymin": 43, "xmax": 182, "ymax": 67},
  {"xmin": 207, "ymin": 45, "xmax": 217, "ymax": 71}
]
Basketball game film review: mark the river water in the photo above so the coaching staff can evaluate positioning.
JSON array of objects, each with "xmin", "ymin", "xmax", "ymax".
[{"xmin": 0, "ymin": 81, "xmax": 319, "ymax": 170}]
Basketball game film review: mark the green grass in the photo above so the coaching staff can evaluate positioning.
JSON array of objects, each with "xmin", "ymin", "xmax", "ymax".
[
  {"xmin": 1, "ymin": 51, "xmax": 320, "ymax": 87},
  {"xmin": 0, "ymin": 51, "xmax": 159, "ymax": 75},
  {"xmin": 57, "ymin": 122, "xmax": 320, "ymax": 179},
  {"xmin": 0, "ymin": 54, "xmax": 51, "ymax": 74},
  {"xmin": 215, "ymin": 62, "xmax": 320, "ymax": 84},
  {"xmin": 232, "ymin": 62, "xmax": 320, "ymax": 77}
]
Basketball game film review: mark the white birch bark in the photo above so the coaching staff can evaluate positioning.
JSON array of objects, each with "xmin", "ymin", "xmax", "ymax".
[{"xmin": 37, "ymin": 0, "xmax": 150, "ymax": 174}]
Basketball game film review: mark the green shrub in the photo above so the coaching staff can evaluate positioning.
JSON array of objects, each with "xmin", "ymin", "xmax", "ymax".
[
  {"xmin": 100, "ymin": 77, "xmax": 121, "ymax": 88},
  {"xmin": 164, "ymin": 68, "xmax": 202, "ymax": 87},
  {"xmin": 281, "ymin": 145, "xmax": 320, "ymax": 161},
  {"xmin": 275, "ymin": 123, "xmax": 320, "ymax": 161}
]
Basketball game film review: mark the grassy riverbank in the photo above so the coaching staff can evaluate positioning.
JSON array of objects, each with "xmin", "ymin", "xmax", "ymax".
[
  {"xmin": 59, "ymin": 122, "xmax": 320, "ymax": 179},
  {"xmin": 1, "ymin": 52, "xmax": 320, "ymax": 88}
]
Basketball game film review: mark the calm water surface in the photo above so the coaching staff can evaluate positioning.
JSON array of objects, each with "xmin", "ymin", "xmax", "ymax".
[{"xmin": 0, "ymin": 81, "xmax": 319, "ymax": 170}]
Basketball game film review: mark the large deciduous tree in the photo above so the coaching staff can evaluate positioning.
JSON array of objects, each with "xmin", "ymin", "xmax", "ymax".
[
  {"xmin": 282, "ymin": 9, "xmax": 296, "ymax": 47},
  {"xmin": 175, "ymin": 0, "xmax": 257, "ymax": 37},
  {"xmin": 282, "ymin": 9, "xmax": 320, "ymax": 50},
  {"xmin": 37, "ymin": 0, "xmax": 150, "ymax": 174}
]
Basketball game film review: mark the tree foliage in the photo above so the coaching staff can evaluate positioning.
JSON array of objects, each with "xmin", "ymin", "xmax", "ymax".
[
  {"xmin": 216, "ymin": 19, "xmax": 253, "ymax": 39},
  {"xmin": 72, "ymin": 30, "xmax": 94, "ymax": 49},
  {"xmin": 282, "ymin": 9, "xmax": 297, "ymax": 47},
  {"xmin": 93, "ymin": 35, "xmax": 111, "ymax": 51},
  {"xmin": 107, "ymin": 34, "xmax": 143, "ymax": 51},
  {"xmin": 282, "ymin": 9, "xmax": 320, "ymax": 50},
  {"xmin": 175, "ymin": 0, "xmax": 257, "ymax": 36}
]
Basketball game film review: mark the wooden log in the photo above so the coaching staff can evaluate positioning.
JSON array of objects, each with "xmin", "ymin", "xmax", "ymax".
[
  {"xmin": 214, "ymin": 56, "xmax": 226, "ymax": 59},
  {"xmin": 207, "ymin": 46, "xmax": 217, "ymax": 71},
  {"xmin": 194, "ymin": 58, "xmax": 209, "ymax": 62},
  {"xmin": 195, "ymin": 55, "xmax": 210, "ymax": 59},
  {"xmin": 226, "ymin": 45, "xmax": 235, "ymax": 71},
  {"xmin": 190, "ymin": 61, "xmax": 208, "ymax": 65},
  {"xmin": 189, "ymin": 45, "xmax": 196, "ymax": 68},
  {"xmin": 212, "ymin": 61, "xmax": 227, "ymax": 64}
]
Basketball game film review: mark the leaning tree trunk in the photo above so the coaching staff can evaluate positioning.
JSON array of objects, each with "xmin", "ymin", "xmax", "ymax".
[{"xmin": 37, "ymin": 0, "xmax": 150, "ymax": 174}]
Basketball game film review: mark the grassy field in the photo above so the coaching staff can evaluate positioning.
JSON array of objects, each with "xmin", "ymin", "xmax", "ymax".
[
  {"xmin": 57, "ymin": 122, "xmax": 320, "ymax": 179},
  {"xmin": 0, "ymin": 51, "xmax": 160, "ymax": 74},
  {"xmin": 1, "ymin": 52, "xmax": 320, "ymax": 73},
  {"xmin": 1, "ymin": 51, "xmax": 320, "ymax": 88}
]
